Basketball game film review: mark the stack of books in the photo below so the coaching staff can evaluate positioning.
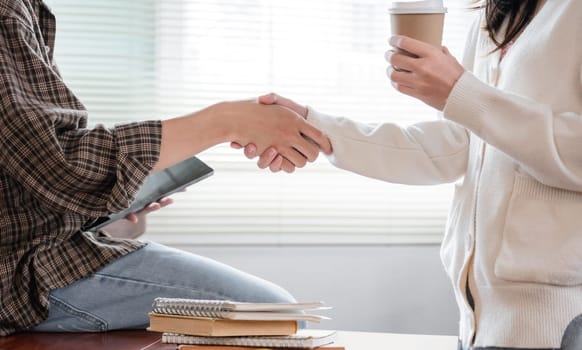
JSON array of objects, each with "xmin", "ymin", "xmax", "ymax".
[{"xmin": 147, "ymin": 298, "xmax": 341, "ymax": 350}]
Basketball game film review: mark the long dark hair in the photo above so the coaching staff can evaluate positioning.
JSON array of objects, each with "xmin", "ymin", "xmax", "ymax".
[{"xmin": 476, "ymin": 0, "xmax": 540, "ymax": 52}]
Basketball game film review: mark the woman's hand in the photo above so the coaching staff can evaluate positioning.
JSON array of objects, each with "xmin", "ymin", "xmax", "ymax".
[
  {"xmin": 226, "ymin": 99, "xmax": 330, "ymax": 170},
  {"xmin": 230, "ymin": 142, "xmax": 294, "ymax": 173},
  {"xmin": 231, "ymin": 93, "xmax": 331, "ymax": 173},
  {"xmin": 101, "ymin": 197, "xmax": 173, "ymax": 239},
  {"xmin": 385, "ymin": 35, "xmax": 464, "ymax": 111},
  {"xmin": 258, "ymin": 93, "xmax": 308, "ymax": 118}
]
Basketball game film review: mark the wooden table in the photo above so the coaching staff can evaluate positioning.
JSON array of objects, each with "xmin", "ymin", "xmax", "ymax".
[
  {"xmin": 0, "ymin": 330, "xmax": 173, "ymax": 350},
  {"xmin": 335, "ymin": 331, "xmax": 457, "ymax": 350},
  {"xmin": 0, "ymin": 330, "xmax": 458, "ymax": 350}
]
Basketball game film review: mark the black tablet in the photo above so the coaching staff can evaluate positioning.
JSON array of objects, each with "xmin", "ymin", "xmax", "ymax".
[{"xmin": 85, "ymin": 156, "xmax": 213, "ymax": 231}]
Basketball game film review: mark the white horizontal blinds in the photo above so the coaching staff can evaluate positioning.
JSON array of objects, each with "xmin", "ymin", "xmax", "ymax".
[
  {"xmin": 146, "ymin": 172, "xmax": 455, "ymax": 245},
  {"xmin": 150, "ymin": 0, "xmax": 477, "ymax": 244},
  {"xmin": 46, "ymin": 0, "xmax": 157, "ymax": 125},
  {"xmin": 46, "ymin": 0, "xmax": 477, "ymax": 244}
]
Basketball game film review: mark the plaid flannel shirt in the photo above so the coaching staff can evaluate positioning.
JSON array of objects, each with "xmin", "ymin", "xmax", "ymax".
[{"xmin": 0, "ymin": 0, "xmax": 162, "ymax": 335}]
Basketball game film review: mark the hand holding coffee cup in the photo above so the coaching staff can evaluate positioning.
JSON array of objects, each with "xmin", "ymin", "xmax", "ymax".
[
  {"xmin": 385, "ymin": 39, "xmax": 465, "ymax": 111},
  {"xmin": 389, "ymin": 0, "xmax": 447, "ymax": 57}
]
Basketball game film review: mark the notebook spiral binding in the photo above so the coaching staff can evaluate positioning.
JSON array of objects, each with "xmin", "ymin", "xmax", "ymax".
[{"xmin": 152, "ymin": 298, "xmax": 231, "ymax": 318}]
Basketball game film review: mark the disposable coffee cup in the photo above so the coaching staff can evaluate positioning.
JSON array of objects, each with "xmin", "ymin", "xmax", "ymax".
[{"xmin": 389, "ymin": 0, "xmax": 447, "ymax": 56}]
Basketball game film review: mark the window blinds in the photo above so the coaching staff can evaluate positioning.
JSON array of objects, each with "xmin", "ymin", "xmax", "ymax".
[{"xmin": 46, "ymin": 0, "xmax": 477, "ymax": 245}]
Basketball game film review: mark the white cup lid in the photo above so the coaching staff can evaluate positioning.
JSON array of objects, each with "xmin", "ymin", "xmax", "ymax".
[{"xmin": 389, "ymin": 0, "xmax": 447, "ymax": 14}]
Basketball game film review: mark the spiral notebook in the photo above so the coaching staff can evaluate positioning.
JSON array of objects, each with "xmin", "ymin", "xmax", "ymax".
[
  {"xmin": 162, "ymin": 329, "xmax": 337, "ymax": 348},
  {"xmin": 152, "ymin": 298, "xmax": 330, "ymax": 323}
]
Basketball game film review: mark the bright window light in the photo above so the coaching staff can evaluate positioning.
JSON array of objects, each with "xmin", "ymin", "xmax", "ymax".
[{"xmin": 47, "ymin": 0, "xmax": 477, "ymax": 245}]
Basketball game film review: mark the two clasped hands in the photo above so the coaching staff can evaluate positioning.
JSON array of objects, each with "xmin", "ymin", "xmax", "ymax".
[
  {"xmin": 232, "ymin": 35, "xmax": 465, "ymax": 172},
  {"xmin": 105, "ymin": 35, "xmax": 465, "ymax": 237}
]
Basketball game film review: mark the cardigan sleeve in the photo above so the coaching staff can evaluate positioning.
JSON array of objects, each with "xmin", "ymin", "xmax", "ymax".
[
  {"xmin": 443, "ymin": 71, "xmax": 582, "ymax": 192},
  {"xmin": 307, "ymin": 109, "xmax": 469, "ymax": 185},
  {"xmin": 0, "ymin": 16, "xmax": 162, "ymax": 217}
]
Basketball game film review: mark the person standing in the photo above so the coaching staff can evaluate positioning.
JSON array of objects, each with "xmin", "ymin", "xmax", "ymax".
[{"xmin": 237, "ymin": 0, "xmax": 582, "ymax": 348}]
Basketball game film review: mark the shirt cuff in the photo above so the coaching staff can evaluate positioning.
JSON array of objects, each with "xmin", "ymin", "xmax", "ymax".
[{"xmin": 107, "ymin": 120, "xmax": 162, "ymax": 213}]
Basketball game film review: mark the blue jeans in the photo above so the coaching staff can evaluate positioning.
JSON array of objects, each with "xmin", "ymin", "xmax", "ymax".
[{"xmin": 31, "ymin": 241, "xmax": 297, "ymax": 332}]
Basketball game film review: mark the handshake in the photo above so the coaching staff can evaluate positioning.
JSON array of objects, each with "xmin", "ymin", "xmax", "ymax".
[{"xmin": 229, "ymin": 93, "xmax": 332, "ymax": 173}]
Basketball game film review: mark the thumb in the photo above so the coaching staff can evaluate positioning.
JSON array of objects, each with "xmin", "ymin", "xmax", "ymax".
[
  {"xmin": 259, "ymin": 93, "xmax": 307, "ymax": 118},
  {"xmin": 258, "ymin": 93, "xmax": 278, "ymax": 105},
  {"xmin": 125, "ymin": 213, "xmax": 139, "ymax": 224}
]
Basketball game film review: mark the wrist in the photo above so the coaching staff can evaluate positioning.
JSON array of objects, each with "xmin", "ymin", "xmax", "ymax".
[
  {"xmin": 212, "ymin": 101, "xmax": 249, "ymax": 141},
  {"xmin": 155, "ymin": 103, "xmax": 233, "ymax": 171},
  {"xmin": 206, "ymin": 102, "xmax": 237, "ymax": 142}
]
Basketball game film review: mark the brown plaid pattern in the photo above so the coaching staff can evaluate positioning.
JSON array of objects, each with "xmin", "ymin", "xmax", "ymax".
[{"xmin": 0, "ymin": 0, "xmax": 162, "ymax": 335}]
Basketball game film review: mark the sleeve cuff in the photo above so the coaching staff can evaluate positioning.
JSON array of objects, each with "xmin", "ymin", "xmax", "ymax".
[
  {"xmin": 443, "ymin": 71, "xmax": 491, "ymax": 134},
  {"xmin": 107, "ymin": 120, "xmax": 162, "ymax": 213}
]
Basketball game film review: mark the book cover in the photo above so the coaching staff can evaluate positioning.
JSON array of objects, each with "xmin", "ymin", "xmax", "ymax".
[
  {"xmin": 162, "ymin": 329, "xmax": 337, "ymax": 348},
  {"xmin": 152, "ymin": 298, "xmax": 330, "ymax": 323},
  {"xmin": 147, "ymin": 313, "xmax": 298, "ymax": 337}
]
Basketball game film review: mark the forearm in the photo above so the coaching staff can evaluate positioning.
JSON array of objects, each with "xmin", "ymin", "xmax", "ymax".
[
  {"xmin": 154, "ymin": 103, "xmax": 234, "ymax": 171},
  {"xmin": 307, "ymin": 108, "xmax": 469, "ymax": 185},
  {"xmin": 154, "ymin": 100, "xmax": 328, "ymax": 172}
]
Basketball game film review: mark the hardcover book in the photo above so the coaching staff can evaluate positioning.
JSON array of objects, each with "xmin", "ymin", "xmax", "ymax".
[{"xmin": 148, "ymin": 313, "xmax": 298, "ymax": 337}]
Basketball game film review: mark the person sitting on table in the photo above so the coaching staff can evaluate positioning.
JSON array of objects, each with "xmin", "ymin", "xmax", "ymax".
[{"xmin": 0, "ymin": 0, "xmax": 331, "ymax": 336}]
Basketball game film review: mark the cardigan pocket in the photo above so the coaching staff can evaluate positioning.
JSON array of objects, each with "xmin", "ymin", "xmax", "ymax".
[{"xmin": 495, "ymin": 174, "xmax": 582, "ymax": 286}]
